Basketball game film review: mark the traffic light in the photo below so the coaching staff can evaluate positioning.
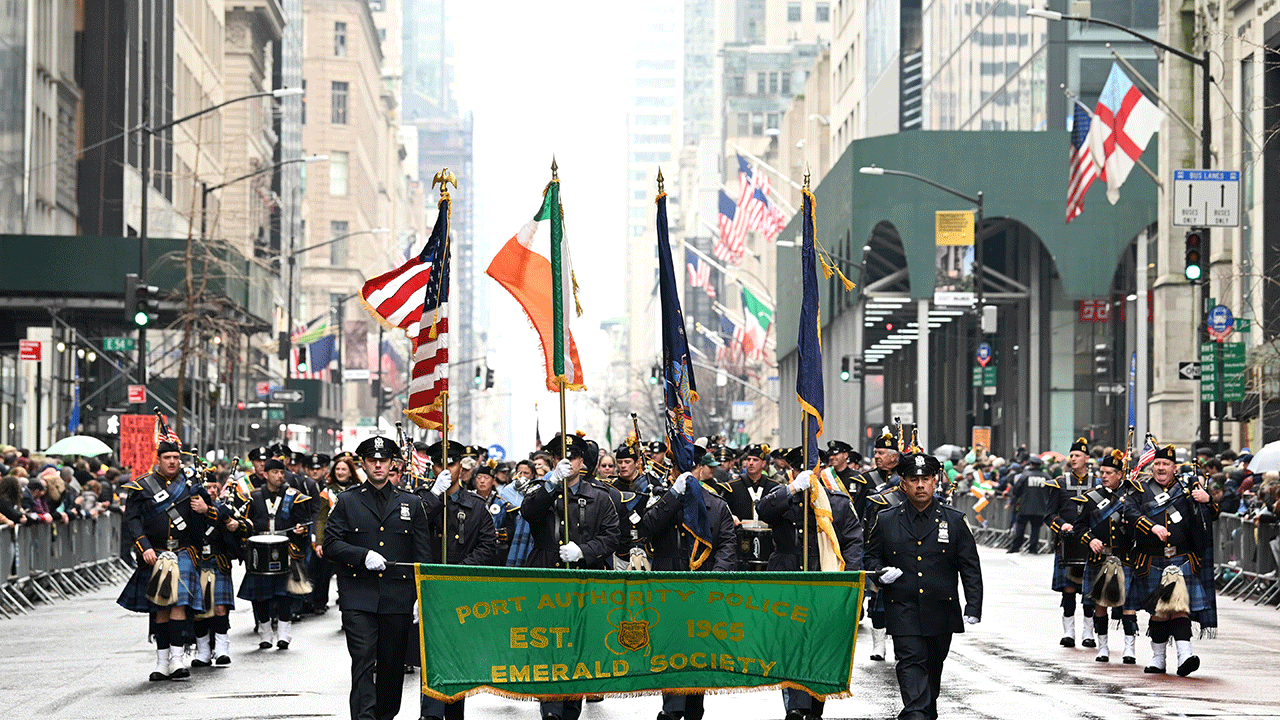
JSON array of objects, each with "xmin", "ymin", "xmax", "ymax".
[
  {"xmin": 1184, "ymin": 229, "xmax": 1204, "ymax": 281},
  {"xmin": 278, "ymin": 331, "xmax": 289, "ymax": 360},
  {"xmin": 649, "ymin": 364, "xmax": 661, "ymax": 385},
  {"xmin": 474, "ymin": 365, "xmax": 483, "ymax": 387},
  {"xmin": 381, "ymin": 384, "xmax": 395, "ymax": 407},
  {"xmin": 840, "ymin": 356, "xmax": 851, "ymax": 382},
  {"xmin": 125, "ymin": 273, "xmax": 159, "ymax": 327},
  {"xmin": 853, "ymin": 358, "xmax": 865, "ymax": 381},
  {"xmin": 1094, "ymin": 343, "xmax": 1111, "ymax": 377},
  {"xmin": 485, "ymin": 368, "xmax": 495, "ymax": 390},
  {"xmin": 295, "ymin": 346, "xmax": 309, "ymax": 373}
]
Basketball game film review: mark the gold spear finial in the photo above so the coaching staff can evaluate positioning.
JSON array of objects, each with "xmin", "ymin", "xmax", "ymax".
[
  {"xmin": 551, "ymin": 156, "xmax": 559, "ymax": 180},
  {"xmin": 804, "ymin": 164, "xmax": 811, "ymax": 190},
  {"xmin": 656, "ymin": 167, "xmax": 665, "ymax": 193},
  {"xmin": 432, "ymin": 167, "xmax": 457, "ymax": 197}
]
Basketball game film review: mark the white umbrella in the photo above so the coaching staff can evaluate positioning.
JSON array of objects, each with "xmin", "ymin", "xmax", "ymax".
[
  {"xmin": 932, "ymin": 444, "xmax": 964, "ymax": 461},
  {"xmin": 44, "ymin": 435, "xmax": 114, "ymax": 457},
  {"xmin": 1247, "ymin": 440, "xmax": 1280, "ymax": 473}
]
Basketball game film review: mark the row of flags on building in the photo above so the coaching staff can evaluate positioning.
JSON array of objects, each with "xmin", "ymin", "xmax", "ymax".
[
  {"xmin": 1066, "ymin": 63, "xmax": 1162, "ymax": 223},
  {"xmin": 715, "ymin": 154, "xmax": 788, "ymax": 264}
]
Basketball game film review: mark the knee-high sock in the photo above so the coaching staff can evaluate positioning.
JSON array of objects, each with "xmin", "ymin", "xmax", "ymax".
[
  {"xmin": 1121, "ymin": 615, "xmax": 1139, "ymax": 637},
  {"xmin": 1148, "ymin": 619, "xmax": 1172, "ymax": 644},
  {"xmin": 1169, "ymin": 616, "xmax": 1193, "ymax": 641},
  {"xmin": 1061, "ymin": 592, "xmax": 1076, "ymax": 616},
  {"xmin": 212, "ymin": 613, "xmax": 231, "ymax": 634}
]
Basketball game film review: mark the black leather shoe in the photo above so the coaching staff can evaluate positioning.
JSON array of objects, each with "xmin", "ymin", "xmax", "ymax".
[
  {"xmin": 190, "ymin": 658, "xmax": 211, "ymax": 668},
  {"xmin": 215, "ymin": 655, "xmax": 231, "ymax": 666},
  {"xmin": 1143, "ymin": 665, "xmax": 1166, "ymax": 674},
  {"xmin": 1176, "ymin": 656, "xmax": 1199, "ymax": 677},
  {"xmin": 258, "ymin": 641, "xmax": 273, "ymax": 650},
  {"xmin": 169, "ymin": 667, "xmax": 190, "ymax": 679},
  {"xmin": 149, "ymin": 671, "xmax": 168, "ymax": 682},
  {"xmin": 1122, "ymin": 656, "xmax": 1136, "ymax": 665},
  {"xmin": 1060, "ymin": 637, "xmax": 1075, "ymax": 648},
  {"xmin": 869, "ymin": 653, "xmax": 884, "ymax": 661},
  {"xmin": 277, "ymin": 640, "xmax": 290, "ymax": 650},
  {"xmin": 1081, "ymin": 638, "xmax": 1096, "ymax": 648},
  {"xmin": 1095, "ymin": 655, "xmax": 1109, "ymax": 662}
]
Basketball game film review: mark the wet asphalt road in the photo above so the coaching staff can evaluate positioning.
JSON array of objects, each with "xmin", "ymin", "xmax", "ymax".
[{"xmin": 3, "ymin": 545, "xmax": 1278, "ymax": 720}]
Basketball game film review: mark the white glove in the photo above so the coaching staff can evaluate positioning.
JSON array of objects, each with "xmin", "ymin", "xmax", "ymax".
[
  {"xmin": 412, "ymin": 600, "xmax": 420, "ymax": 624},
  {"xmin": 964, "ymin": 615, "xmax": 980, "ymax": 625},
  {"xmin": 550, "ymin": 459, "xmax": 574, "ymax": 485},
  {"xmin": 364, "ymin": 550, "xmax": 387, "ymax": 571},
  {"xmin": 431, "ymin": 471, "xmax": 452, "ymax": 497},
  {"xmin": 672, "ymin": 472, "xmax": 691, "ymax": 495},
  {"xmin": 878, "ymin": 566, "xmax": 903, "ymax": 584},
  {"xmin": 789, "ymin": 470, "xmax": 813, "ymax": 494},
  {"xmin": 558, "ymin": 541, "xmax": 584, "ymax": 562}
]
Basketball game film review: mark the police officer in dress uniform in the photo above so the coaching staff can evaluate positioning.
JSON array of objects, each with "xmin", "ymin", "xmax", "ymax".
[
  {"xmin": 415, "ymin": 439, "xmax": 499, "ymax": 720},
  {"xmin": 1120, "ymin": 444, "xmax": 1218, "ymax": 676},
  {"xmin": 723, "ymin": 444, "xmax": 779, "ymax": 523},
  {"xmin": 1045, "ymin": 438, "xmax": 1098, "ymax": 648},
  {"xmin": 860, "ymin": 433, "xmax": 906, "ymax": 661},
  {"xmin": 1061, "ymin": 450, "xmax": 1139, "ymax": 663},
  {"xmin": 244, "ymin": 446, "xmax": 270, "ymax": 494},
  {"xmin": 116, "ymin": 440, "xmax": 218, "ymax": 681},
  {"xmin": 191, "ymin": 469, "xmax": 247, "ymax": 667},
  {"xmin": 1007, "ymin": 455, "xmax": 1053, "ymax": 554},
  {"xmin": 314, "ymin": 453, "xmax": 359, "ymax": 613},
  {"xmin": 472, "ymin": 460, "xmax": 518, "ymax": 565},
  {"xmin": 864, "ymin": 453, "xmax": 983, "ymax": 720},
  {"xmin": 323, "ymin": 436, "xmax": 433, "ymax": 720},
  {"xmin": 237, "ymin": 458, "xmax": 311, "ymax": 649},
  {"xmin": 641, "ymin": 446, "xmax": 737, "ymax": 720},
  {"xmin": 827, "ymin": 440, "xmax": 871, "ymax": 519},
  {"xmin": 520, "ymin": 432, "xmax": 620, "ymax": 720},
  {"xmin": 756, "ymin": 447, "xmax": 864, "ymax": 720},
  {"xmin": 582, "ymin": 438, "xmax": 643, "ymax": 570}
]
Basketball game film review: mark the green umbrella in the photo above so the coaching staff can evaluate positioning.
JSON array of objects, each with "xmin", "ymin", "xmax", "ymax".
[{"xmin": 44, "ymin": 435, "xmax": 114, "ymax": 457}]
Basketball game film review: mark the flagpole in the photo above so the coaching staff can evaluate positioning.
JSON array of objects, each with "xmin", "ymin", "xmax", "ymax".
[
  {"xmin": 440, "ymin": 391, "xmax": 449, "ymax": 565},
  {"xmin": 802, "ymin": 414, "xmax": 810, "ymax": 572},
  {"xmin": 560, "ymin": 380, "xmax": 569, "ymax": 546}
]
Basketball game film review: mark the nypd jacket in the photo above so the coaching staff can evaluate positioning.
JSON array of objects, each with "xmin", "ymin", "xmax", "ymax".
[
  {"xmin": 864, "ymin": 500, "xmax": 983, "ymax": 636},
  {"xmin": 322, "ymin": 481, "xmax": 433, "ymax": 614}
]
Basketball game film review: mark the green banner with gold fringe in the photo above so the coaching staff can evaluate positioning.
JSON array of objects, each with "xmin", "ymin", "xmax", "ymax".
[{"xmin": 415, "ymin": 565, "xmax": 865, "ymax": 701}]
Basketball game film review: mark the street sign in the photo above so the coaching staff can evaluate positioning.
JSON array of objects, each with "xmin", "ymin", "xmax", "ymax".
[
  {"xmin": 976, "ymin": 342, "xmax": 992, "ymax": 368},
  {"xmin": 1200, "ymin": 342, "xmax": 1246, "ymax": 402},
  {"xmin": 18, "ymin": 339, "xmax": 41, "ymax": 361},
  {"xmin": 487, "ymin": 444, "xmax": 507, "ymax": 461},
  {"xmin": 1178, "ymin": 361, "xmax": 1202, "ymax": 380},
  {"xmin": 1236, "ymin": 318, "xmax": 1252, "ymax": 333},
  {"xmin": 971, "ymin": 365, "xmax": 997, "ymax": 387},
  {"xmin": 933, "ymin": 291, "xmax": 975, "ymax": 307},
  {"xmin": 1206, "ymin": 304, "xmax": 1234, "ymax": 342},
  {"xmin": 890, "ymin": 402, "xmax": 914, "ymax": 425},
  {"xmin": 102, "ymin": 336, "xmax": 136, "ymax": 352},
  {"xmin": 935, "ymin": 210, "xmax": 975, "ymax": 246},
  {"xmin": 256, "ymin": 381, "xmax": 271, "ymax": 398},
  {"xmin": 270, "ymin": 389, "xmax": 305, "ymax": 404},
  {"xmin": 1096, "ymin": 383, "xmax": 1126, "ymax": 395},
  {"xmin": 1173, "ymin": 169, "xmax": 1240, "ymax": 227},
  {"xmin": 127, "ymin": 385, "xmax": 146, "ymax": 404},
  {"xmin": 344, "ymin": 368, "xmax": 371, "ymax": 381},
  {"xmin": 731, "ymin": 401, "xmax": 755, "ymax": 421}
]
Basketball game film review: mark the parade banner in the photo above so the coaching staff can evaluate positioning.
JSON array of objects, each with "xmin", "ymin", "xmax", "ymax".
[{"xmin": 416, "ymin": 565, "xmax": 864, "ymax": 701}]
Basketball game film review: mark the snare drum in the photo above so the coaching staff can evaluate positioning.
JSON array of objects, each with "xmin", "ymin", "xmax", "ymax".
[
  {"xmin": 246, "ymin": 535, "xmax": 290, "ymax": 576},
  {"xmin": 1059, "ymin": 531, "xmax": 1090, "ymax": 585},
  {"xmin": 737, "ymin": 520, "xmax": 773, "ymax": 571}
]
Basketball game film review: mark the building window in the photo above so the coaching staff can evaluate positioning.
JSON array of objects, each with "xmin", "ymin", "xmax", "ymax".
[
  {"xmin": 769, "ymin": 72, "xmax": 779, "ymax": 93},
  {"xmin": 737, "ymin": 113, "xmax": 750, "ymax": 136},
  {"xmin": 816, "ymin": 2, "xmax": 830, "ymax": 21},
  {"xmin": 368, "ymin": 0, "xmax": 385, "ymax": 10},
  {"xmin": 379, "ymin": 28, "xmax": 386, "ymax": 42},
  {"xmin": 781, "ymin": 72, "xmax": 792, "ymax": 95},
  {"xmin": 330, "ymin": 220, "xmax": 349, "ymax": 265},
  {"xmin": 788, "ymin": 2, "xmax": 802, "ymax": 21},
  {"xmin": 731, "ymin": 75, "xmax": 745, "ymax": 94},
  {"xmin": 334, "ymin": 22, "xmax": 347, "ymax": 56},
  {"xmin": 766, "ymin": 113, "xmax": 779, "ymax": 130},
  {"xmin": 752, "ymin": 114, "xmax": 764, "ymax": 135},
  {"xmin": 757, "ymin": 72, "xmax": 767, "ymax": 94},
  {"xmin": 330, "ymin": 151, "xmax": 349, "ymax": 195},
  {"xmin": 331, "ymin": 81, "xmax": 349, "ymax": 124}
]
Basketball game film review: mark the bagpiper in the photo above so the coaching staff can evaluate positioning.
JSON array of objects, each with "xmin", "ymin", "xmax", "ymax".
[
  {"xmin": 1046, "ymin": 438, "xmax": 1099, "ymax": 648},
  {"xmin": 190, "ymin": 468, "xmax": 248, "ymax": 667}
]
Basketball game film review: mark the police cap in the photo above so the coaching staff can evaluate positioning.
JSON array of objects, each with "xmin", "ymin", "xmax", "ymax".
[{"xmin": 356, "ymin": 436, "xmax": 400, "ymax": 460}]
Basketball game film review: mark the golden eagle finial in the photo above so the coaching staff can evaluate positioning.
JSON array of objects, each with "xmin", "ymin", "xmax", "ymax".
[{"xmin": 432, "ymin": 167, "xmax": 457, "ymax": 196}]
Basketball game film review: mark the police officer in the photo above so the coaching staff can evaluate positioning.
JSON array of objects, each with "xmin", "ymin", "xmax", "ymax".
[
  {"xmin": 864, "ymin": 453, "xmax": 983, "ymax": 720},
  {"xmin": 1046, "ymin": 438, "xmax": 1098, "ymax": 648},
  {"xmin": 723, "ymin": 444, "xmax": 779, "ymax": 523},
  {"xmin": 860, "ymin": 434, "xmax": 907, "ymax": 662},
  {"xmin": 582, "ymin": 438, "xmax": 643, "ymax": 570},
  {"xmin": 116, "ymin": 438, "xmax": 218, "ymax": 681},
  {"xmin": 416, "ymin": 439, "xmax": 498, "ymax": 720},
  {"xmin": 641, "ymin": 446, "xmax": 737, "ymax": 720},
  {"xmin": 1007, "ymin": 455, "xmax": 1053, "ymax": 554},
  {"xmin": 472, "ymin": 460, "xmax": 518, "ymax": 565},
  {"xmin": 237, "ymin": 457, "xmax": 311, "ymax": 650},
  {"xmin": 1120, "ymin": 444, "xmax": 1218, "ymax": 676},
  {"xmin": 313, "ymin": 453, "xmax": 360, "ymax": 614},
  {"xmin": 520, "ymin": 432, "xmax": 619, "ymax": 720},
  {"xmin": 323, "ymin": 436, "xmax": 433, "ymax": 720},
  {"xmin": 827, "ymin": 440, "xmax": 871, "ymax": 518}
]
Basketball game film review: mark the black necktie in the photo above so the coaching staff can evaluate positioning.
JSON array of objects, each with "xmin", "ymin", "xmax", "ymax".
[{"xmin": 374, "ymin": 485, "xmax": 388, "ymax": 516}]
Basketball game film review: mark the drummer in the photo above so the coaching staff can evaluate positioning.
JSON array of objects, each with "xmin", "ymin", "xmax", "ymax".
[
  {"xmin": 724, "ymin": 444, "xmax": 780, "ymax": 524},
  {"xmin": 191, "ymin": 469, "xmax": 247, "ymax": 667},
  {"xmin": 237, "ymin": 457, "xmax": 311, "ymax": 650}
]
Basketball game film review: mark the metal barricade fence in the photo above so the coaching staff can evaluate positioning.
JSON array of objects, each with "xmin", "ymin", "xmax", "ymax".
[{"xmin": 0, "ymin": 514, "xmax": 126, "ymax": 617}]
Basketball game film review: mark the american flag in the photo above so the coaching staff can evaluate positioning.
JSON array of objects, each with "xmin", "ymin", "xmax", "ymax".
[
  {"xmin": 736, "ymin": 154, "xmax": 788, "ymax": 242},
  {"xmin": 404, "ymin": 192, "xmax": 452, "ymax": 430},
  {"xmin": 154, "ymin": 411, "xmax": 180, "ymax": 447},
  {"xmin": 715, "ymin": 315, "xmax": 745, "ymax": 369},
  {"xmin": 715, "ymin": 190, "xmax": 748, "ymax": 264},
  {"xmin": 410, "ymin": 446, "xmax": 430, "ymax": 477},
  {"xmin": 362, "ymin": 237, "xmax": 434, "ymax": 342},
  {"xmin": 686, "ymin": 249, "xmax": 716, "ymax": 300},
  {"xmin": 1130, "ymin": 435, "xmax": 1157, "ymax": 482},
  {"xmin": 290, "ymin": 345, "xmax": 327, "ymax": 380},
  {"xmin": 1066, "ymin": 102, "xmax": 1098, "ymax": 223}
]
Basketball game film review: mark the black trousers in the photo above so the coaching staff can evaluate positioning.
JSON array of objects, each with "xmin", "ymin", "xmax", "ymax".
[
  {"xmin": 421, "ymin": 695, "xmax": 465, "ymax": 720},
  {"xmin": 342, "ymin": 610, "xmax": 412, "ymax": 720},
  {"xmin": 662, "ymin": 692, "xmax": 705, "ymax": 719},
  {"xmin": 782, "ymin": 687, "xmax": 823, "ymax": 716},
  {"xmin": 310, "ymin": 555, "xmax": 334, "ymax": 610},
  {"xmin": 539, "ymin": 699, "xmax": 583, "ymax": 720},
  {"xmin": 1010, "ymin": 515, "xmax": 1043, "ymax": 551},
  {"xmin": 892, "ymin": 633, "xmax": 953, "ymax": 720}
]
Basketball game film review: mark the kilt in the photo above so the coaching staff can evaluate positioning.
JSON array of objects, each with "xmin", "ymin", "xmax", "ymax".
[
  {"xmin": 1125, "ymin": 555, "xmax": 1213, "ymax": 614},
  {"xmin": 1080, "ymin": 559, "xmax": 1131, "ymax": 602},
  {"xmin": 117, "ymin": 549, "xmax": 204, "ymax": 614},
  {"xmin": 199, "ymin": 558, "xmax": 236, "ymax": 609},
  {"xmin": 236, "ymin": 572, "xmax": 295, "ymax": 602},
  {"xmin": 1050, "ymin": 554, "xmax": 1087, "ymax": 592}
]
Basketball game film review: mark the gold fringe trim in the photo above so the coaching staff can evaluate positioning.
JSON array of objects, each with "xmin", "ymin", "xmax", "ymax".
[
  {"xmin": 553, "ymin": 374, "xmax": 588, "ymax": 392},
  {"xmin": 419, "ymin": 680, "xmax": 858, "ymax": 704}
]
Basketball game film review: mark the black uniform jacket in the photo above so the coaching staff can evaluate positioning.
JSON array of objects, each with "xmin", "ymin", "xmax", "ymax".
[
  {"xmin": 418, "ymin": 487, "xmax": 499, "ymax": 566},
  {"xmin": 1067, "ymin": 484, "xmax": 1135, "ymax": 564},
  {"xmin": 639, "ymin": 484, "xmax": 738, "ymax": 571},
  {"xmin": 122, "ymin": 470, "xmax": 216, "ymax": 558},
  {"xmin": 862, "ymin": 484, "xmax": 905, "ymax": 525},
  {"xmin": 864, "ymin": 500, "xmax": 982, "ymax": 637},
  {"xmin": 756, "ymin": 484, "xmax": 864, "ymax": 571},
  {"xmin": 520, "ymin": 478, "xmax": 620, "ymax": 569},
  {"xmin": 589, "ymin": 476, "xmax": 639, "ymax": 558},
  {"xmin": 724, "ymin": 475, "xmax": 780, "ymax": 521},
  {"xmin": 322, "ymin": 481, "xmax": 433, "ymax": 614},
  {"xmin": 836, "ymin": 466, "xmax": 873, "ymax": 519},
  {"xmin": 1011, "ymin": 469, "xmax": 1056, "ymax": 517},
  {"xmin": 1120, "ymin": 476, "xmax": 1219, "ymax": 571}
]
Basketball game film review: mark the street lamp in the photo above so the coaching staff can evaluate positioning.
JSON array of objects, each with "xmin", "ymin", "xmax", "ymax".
[
  {"xmin": 133, "ymin": 84, "xmax": 305, "ymax": 393},
  {"xmin": 858, "ymin": 165, "xmax": 986, "ymax": 451},
  {"xmin": 200, "ymin": 155, "xmax": 328, "ymax": 241}
]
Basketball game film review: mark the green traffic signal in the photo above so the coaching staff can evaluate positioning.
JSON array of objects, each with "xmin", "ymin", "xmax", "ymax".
[{"xmin": 133, "ymin": 310, "xmax": 150, "ymax": 327}]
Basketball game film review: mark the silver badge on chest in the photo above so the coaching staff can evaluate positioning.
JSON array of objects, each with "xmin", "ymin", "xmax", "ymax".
[
  {"xmin": 937, "ymin": 519, "xmax": 950, "ymax": 544},
  {"xmin": 400, "ymin": 503, "xmax": 411, "ymax": 521}
]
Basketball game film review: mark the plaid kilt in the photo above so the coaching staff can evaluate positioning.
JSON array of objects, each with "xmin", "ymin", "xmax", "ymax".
[
  {"xmin": 236, "ymin": 571, "xmax": 293, "ymax": 602},
  {"xmin": 117, "ymin": 549, "xmax": 204, "ymax": 614},
  {"xmin": 198, "ymin": 557, "xmax": 236, "ymax": 609},
  {"xmin": 1051, "ymin": 553, "xmax": 1087, "ymax": 592},
  {"xmin": 1125, "ymin": 555, "xmax": 1214, "ymax": 615}
]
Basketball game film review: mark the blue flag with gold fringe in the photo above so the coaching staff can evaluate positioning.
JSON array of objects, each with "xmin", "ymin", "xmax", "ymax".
[{"xmin": 797, "ymin": 186, "xmax": 824, "ymax": 469}]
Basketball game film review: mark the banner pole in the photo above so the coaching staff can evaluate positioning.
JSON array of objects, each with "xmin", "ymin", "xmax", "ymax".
[
  {"xmin": 802, "ymin": 413, "xmax": 809, "ymax": 572},
  {"xmin": 440, "ymin": 391, "xmax": 449, "ymax": 565},
  {"xmin": 560, "ymin": 382, "xmax": 569, "ymax": 547}
]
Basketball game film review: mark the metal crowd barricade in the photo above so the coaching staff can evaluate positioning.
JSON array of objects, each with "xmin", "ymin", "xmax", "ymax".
[{"xmin": 0, "ymin": 514, "xmax": 126, "ymax": 618}]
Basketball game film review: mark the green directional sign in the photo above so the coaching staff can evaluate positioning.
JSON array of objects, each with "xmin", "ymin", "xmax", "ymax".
[
  {"xmin": 971, "ymin": 365, "xmax": 998, "ymax": 387},
  {"xmin": 103, "ymin": 336, "xmax": 136, "ymax": 352},
  {"xmin": 1235, "ymin": 318, "xmax": 1252, "ymax": 333},
  {"xmin": 1200, "ymin": 342, "xmax": 1246, "ymax": 402}
]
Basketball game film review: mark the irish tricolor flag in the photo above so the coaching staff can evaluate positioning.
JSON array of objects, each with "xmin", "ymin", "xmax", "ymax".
[
  {"xmin": 485, "ymin": 179, "xmax": 586, "ymax": 392},
  {"xmin": 740, "ymin": 287, "xmax": 773, "ymax": 361}
]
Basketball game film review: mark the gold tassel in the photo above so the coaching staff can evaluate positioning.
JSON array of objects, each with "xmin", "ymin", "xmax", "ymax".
[
  {"xmin": 819, "ymin": 255, "xmax": 835, "ymax": 279},
  {"xmin": 835, "ymin": 266, "xmax": 856, "ymax": 292},
  {"xmin": 571, "ymin": 271, "xmax": 584, "ymax": 317}
]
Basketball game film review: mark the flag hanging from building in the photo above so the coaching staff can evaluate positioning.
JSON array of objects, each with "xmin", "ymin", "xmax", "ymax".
[
  {"xmin": 737, "ymin": 154, "xmax": 788, "ymax": 242},
  {"xmin": 485, "ymin": 179, "xmax": 587, "ymax": 392},
  {"xmin": 1065, "ymin": 102, "xmax": 1098, "ymax": 223},
  {"xmin": 1088, "ymin": 63, "xmax": 1162, "ymax": 205},
  {"xmin": 292, "ymin": 315, "xmax": 329, "ymax": 346},
  {"xmin": 715, "ymin": 190, "xmax": 748, "ymax": 264},
  {"xmin": 716, "ymin": 315, "xmax": 745, "ymax": 370},
  {"xmin": 740, "ymin": 287, "xmax": 773, "ymax": 361},
  {"xmin": 404, "ymin": 183, "xmax": 453, "ymax": 430},
  {"xmin": 796, "ymin": 186, "xmax": 824, "ymax": 469},
  {"xmin": 686, "ymin": 248, "xmax": 717, "ymax": 300}
]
